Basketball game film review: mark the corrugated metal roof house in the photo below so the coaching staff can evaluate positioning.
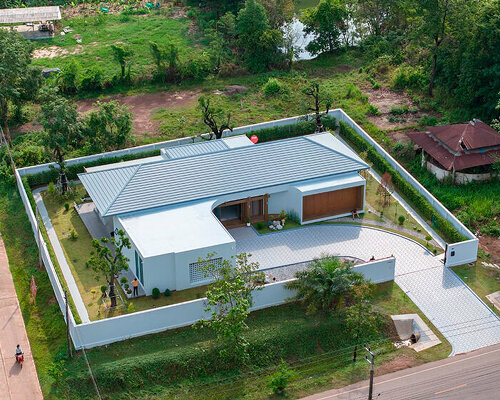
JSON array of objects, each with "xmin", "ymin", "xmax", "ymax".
[
  {"xmin": 79, "ymin": 133, "xmax": 369, "ymax": 293},
  {"xmin": 0, "ymin": 6, "xmax": 61, "ymax": 24}
]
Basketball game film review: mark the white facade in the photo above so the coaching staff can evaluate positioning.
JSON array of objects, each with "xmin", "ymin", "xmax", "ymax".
[{"xmin": 112, "ymin": 171, "xmax": 366, "ymax": 293}]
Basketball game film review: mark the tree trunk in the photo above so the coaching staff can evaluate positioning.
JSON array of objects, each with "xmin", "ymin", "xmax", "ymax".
[
  {"xmin": 353, "ymin": 343, "xmax": 358, "ymax": 362},
  {"xmin": 121, "ymin": 64, "xmax": 125, "ymax": 79},
  {"xmin": 109, "ymin": 279, "xmax": 117, "ymax": 308},
  {"xmin": 1, "ymin": 101, "xmax": 12, "ymax": 145},
  {"xmin": 428, "ymin": 52, "xmax": 437, "ymax": 97},
  {"xmin": 57, "ymin": 149, "xmax": 68, "ymax": 194}
]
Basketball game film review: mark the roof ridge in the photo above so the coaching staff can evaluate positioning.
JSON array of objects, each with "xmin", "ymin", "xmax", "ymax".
[
  {"xmin": 102, "ymin": 165, "xmax": 141, "ymax": 215},
  {"xmin": 303, "ymin": 133, "xmax": 369, "ymax": 169}
]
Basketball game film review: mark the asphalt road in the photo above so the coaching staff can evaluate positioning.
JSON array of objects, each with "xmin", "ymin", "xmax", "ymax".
[{"xmin": 301, "ymin": 344, "xmax": 500, "ymax": 400}]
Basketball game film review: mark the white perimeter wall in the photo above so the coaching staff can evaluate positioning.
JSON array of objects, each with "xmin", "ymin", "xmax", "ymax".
[
  {"xmin": 69, "ymin": 257, "xmax": 396, "ymax": 349},
  {"xmin": 14, "ymin": 110, "xmax": 476, "ymax": 349}
]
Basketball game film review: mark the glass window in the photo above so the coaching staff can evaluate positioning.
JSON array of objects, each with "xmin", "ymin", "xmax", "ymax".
[{"xmin": 135, "ymin": 250, "xmax": 144, "ymax": 285}]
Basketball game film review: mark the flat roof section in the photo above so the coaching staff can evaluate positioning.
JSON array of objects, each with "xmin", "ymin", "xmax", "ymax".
[{"xmin": 118, "ymin": 201, "xmax": 235, "ymax": 258}]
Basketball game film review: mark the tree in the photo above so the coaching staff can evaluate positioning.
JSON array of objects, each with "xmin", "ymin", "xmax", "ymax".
[
  {"xmin": 198, "ymin": 96, "xmax": 233, "ymax": 139},
  {"xmin": 259, "ymin": 0, "xmax": 294, "ymax": 29},
  {"xmin": 378, "ymin": 172, "xmax": 394, "ymax": 207},
  {"xmin": 87, "ymin": 230, "xmax": 131, "ymax": 308},
  {"xmin": 110, "ymin": 44, "xmax": 134, "ymax": 80},
  {"xmin": 301, "ymin": 0, "xmax": 348, "ymax": 56},
  {"xmin": 415, "ymin": 0, "xmax": 455, "ymax": 96},
  {"xmin": 57, "ymin": 60, "xmax": 80, "ymax": 94},
  {"xmin": 82, "ymin": 101, "xmax": 133, "ymax": 152},
  {"xmin": 302, "ymin": 81, "xmax": 333, "ymax": 132},
  {"xmin": 0, "ymin": 30, "xmax": 36, "ymax": 144},
  {"xmin": 237, "ymin": 0, "xmax": 283, "ymax": 72},
  {"xmin": 40, "ymin": 91, "xmax": 81, "ymax": 194},
  {"xmin": 149, "ymin": 41, "xmax": 180, "ymax": 82},
  {"xmin": 344, "ymin": 299, "xmax": 381, "ymax": 362},
  {"xmin": 196, "ymin": 252, "xmax": 265, "ymax": 363},
  {"xmin": 286, "ymin": 256, "xmax": 371, "ymax": 315}
]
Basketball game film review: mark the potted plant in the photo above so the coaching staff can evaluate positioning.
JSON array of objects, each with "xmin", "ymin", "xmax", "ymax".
[{"xmin": 246, "ymin": 217, "xmax": 251, "ymax": 227}]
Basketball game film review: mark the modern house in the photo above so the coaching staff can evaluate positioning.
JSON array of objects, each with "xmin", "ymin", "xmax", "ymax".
[
  {"xmin": 78, "ymin": 133, "xmax": 369, "ymax": 294},
  {"xmin": 407, "ymin": 120, "xmax": 500, "ymax": 183}
]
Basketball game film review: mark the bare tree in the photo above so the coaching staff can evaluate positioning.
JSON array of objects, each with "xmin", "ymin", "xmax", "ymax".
[
  {"xmin": 198, "ymin": 96, "xmax": 233, "ymax": 139},
  {"xmin": 302, "ymin": 81, "xmax": 333, "ymax": 132}
]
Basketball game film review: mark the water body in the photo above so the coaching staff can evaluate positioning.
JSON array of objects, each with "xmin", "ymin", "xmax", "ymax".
[{"xmin": 282, "ymin": 17, "xmax": 316, "ymax": 61}]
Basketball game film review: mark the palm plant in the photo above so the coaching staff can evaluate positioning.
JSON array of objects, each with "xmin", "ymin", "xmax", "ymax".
[{"xmin": 287, "ymin": 256, "xmax": 371, "ymax": 315}]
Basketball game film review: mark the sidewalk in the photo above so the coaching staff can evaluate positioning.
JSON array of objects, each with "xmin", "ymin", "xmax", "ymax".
[{"xmin": 0, "ymin": 235, "xmax": 43, "ymax": 400}]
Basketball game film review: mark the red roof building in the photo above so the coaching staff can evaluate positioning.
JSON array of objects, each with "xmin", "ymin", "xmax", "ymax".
[{"xmin": 406, "ymin": 120, "xmax": 500, "ymax": 173}]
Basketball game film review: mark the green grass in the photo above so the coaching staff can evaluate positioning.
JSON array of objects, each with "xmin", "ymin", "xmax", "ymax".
[
  {"xmin": 41, "ymin": 184, "xmax": 209, "ymax": 319},
  {"xmin": 453, "ymin": 262, "xmax": 500, "ymax": 316},
  {"xmin": 0, "ymin": 182, "xmax": 67, "ymax": 398},
  {"xmin": 253, "ymin": 219, "xmax": 301, "ymax": 234},
  {"xmin": 51, "ymin": 282, "xmax": 450, "ymax": 400},
  {"xmin": 31, "ymin": 12, "xmax": 204, "ymax": 83}
]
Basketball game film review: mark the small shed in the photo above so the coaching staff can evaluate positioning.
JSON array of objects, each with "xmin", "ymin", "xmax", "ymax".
[{"xmin": 0, "ymin": 6, "xmax": 61, "ymax": 40}]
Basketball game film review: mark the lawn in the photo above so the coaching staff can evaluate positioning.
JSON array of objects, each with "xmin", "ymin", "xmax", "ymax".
[
  {"xmin": 51, "ymin": 281, "xmax": 450, "ymax": 400},
  {"xmin": 41, "ymin": 184, "xmax": 208, "ymax": 320},
  {"xmin": 453, "ymin": 262, "xmax": 500, "ymax": 316},
  {"xmin": 30, "ymin": 11, "xmax": 205, "ymax": 84}
]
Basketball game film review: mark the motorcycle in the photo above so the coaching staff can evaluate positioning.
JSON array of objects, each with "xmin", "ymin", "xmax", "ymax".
[{"xmin": 15, "ymin": 353, "xmax": 24, "ymax": 367}]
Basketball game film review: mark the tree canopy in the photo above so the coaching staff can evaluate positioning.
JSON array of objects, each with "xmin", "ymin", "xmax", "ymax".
[{"xmin": 0, "ymin": 30, "xmax": 38, "ymax": 144}]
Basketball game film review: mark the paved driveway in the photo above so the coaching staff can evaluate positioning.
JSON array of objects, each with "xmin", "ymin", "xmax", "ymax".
[{"xmin": 231, "ymin": 225, "xmax": 500, "ymax": 355}]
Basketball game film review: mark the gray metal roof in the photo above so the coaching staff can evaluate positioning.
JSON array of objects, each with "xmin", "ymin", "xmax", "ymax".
[
  {"xmin": 79, "ymin": 133, "xmax": 369, "ymax": 217},
  {"xmin": 0, "ymin": 6, "xmax": 61, "ymax": 24},
  {"xmin": 163, "ymin": 139, "xmax": 229, "ymax": 159}
]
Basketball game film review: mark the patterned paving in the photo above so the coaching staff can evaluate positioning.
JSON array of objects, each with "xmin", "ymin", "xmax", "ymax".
[{"xmin": 231, "ymin": 225, "xmax": 500, "ymax": 355}]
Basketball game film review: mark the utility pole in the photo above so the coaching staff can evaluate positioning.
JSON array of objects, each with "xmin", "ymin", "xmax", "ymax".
[
  {"xmin": 65, "ymin": 291, "xmax": 73, "ymax": 358},
  {"xmin": 365, "ymin": 344, "xmax": 375, "ymax": 400}
]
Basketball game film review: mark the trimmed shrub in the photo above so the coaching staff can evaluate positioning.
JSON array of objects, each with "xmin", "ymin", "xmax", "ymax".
[
  {"xmin": 64, "ymin": 202, "xmax": 70, "ymax": 211},
  {"xmin": 164, "ymin": 289, "xmax": 172, "ymax": 297},
  {"xmin": 255, "ymin": 221, "xmax": 266, "ymax": 230},
  {"xmin": 152, "ymin": 288, "xmax": 160, "ymax": 299},
  {"xmin": 69, "ymin": 229, "xmax": 78, "ymax": 241},
  {"xmin": 398, "ymin": 215, "xmax": 405, "ymax": 225}
]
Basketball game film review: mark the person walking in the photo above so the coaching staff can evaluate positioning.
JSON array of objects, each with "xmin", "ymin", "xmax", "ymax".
[{"xmin": 132, "ymin": 278, "xmax": 139, "ymax": 297}]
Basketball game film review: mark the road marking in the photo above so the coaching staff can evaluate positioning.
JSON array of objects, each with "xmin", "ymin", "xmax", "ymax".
[
  {"xmin": 309, "ymin": 346, "xmax": 500, "ymax": 400},
  {"xmin": 434, "ymin": 383, "xmax": 467, "ymax": 395}
]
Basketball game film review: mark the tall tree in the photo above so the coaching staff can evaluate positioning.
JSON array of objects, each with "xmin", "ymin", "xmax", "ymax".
[
  {"xmin": 196, "ymin": 253, "xmax": 265, "ymax": 364},
  {"xmin": 149, "ymin": 41, "xmax": 180, "ymax": 82},
  {"xmin": 416, "ymin": 0, "xmax": 454, "ymax": 96},
  {"xmin": 40, "ymin": 91, "xmax": 81, "ymax": 194},
  {"xmin": 198, "ymin": 96, "xmax": 233, "ymax": 139},
  {"xmin": 110, "ymin": 44, "xmax": 134, "ymax": 80},
  {"xmin": 286, "ymin": 256, "xmax": 371, "ymax": 315},
  {"xmin": 0, "ymin": 30, "xmax": 36, "ymax": 144},
  {"xmin": 87, "ymin": 230, "xmax": 131, "ymax": 309},
  {"xmin": 302, "ymin": 81, "xmax": 333, "ymax": 132},
  {"xmin": 237, "ymin": 0, "xmax": 283, "ymax": 72},
  {"xmin": 83, "ymin": 101, "xmax": 133, "ymax": 152},
  {"xmin": 301, "ymin": 0, "xmax": 348, "ymax": 55}
]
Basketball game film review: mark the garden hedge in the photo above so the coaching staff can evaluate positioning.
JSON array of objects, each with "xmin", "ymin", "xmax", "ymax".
[{"xmin": 338, "ymin": 121, "xmax": 466, "ymax": 243}]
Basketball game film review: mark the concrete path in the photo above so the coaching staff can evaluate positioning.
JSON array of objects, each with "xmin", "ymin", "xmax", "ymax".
[
  {"xmin": 301, "ymin": 343, "xmax": 500, "ymax": 400},
  {"xmin": 0, "ymin": 235, "xmax": 43, "ymax": 400},
  {"xmin": 33, "ymin": 189, "xmax": 90, "ymax": 323},
  {"xmin": 232, "ymin": 225, "xmax": 500, "ymax": 355}
]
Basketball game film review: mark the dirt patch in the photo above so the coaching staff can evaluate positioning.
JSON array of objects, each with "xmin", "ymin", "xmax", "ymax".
[
  {"xmin": 376, "ymin": 353, "xmax": 418, "ymax": 376},
  {"xmin": 479, "ymin": 236, "xmax": 500, "ymax": 262},
  {"xmin": 32, "ymin": 45, "xmax": 83, "ymax": 59},
  {"xmin": 77, "ymin": 89, "xmax": 201, "ymax": 136}
]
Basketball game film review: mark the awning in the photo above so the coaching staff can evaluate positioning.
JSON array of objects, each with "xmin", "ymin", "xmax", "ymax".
[{"xmin": 0, "ymin": 6, "xmax": 61, "ymax": 24}]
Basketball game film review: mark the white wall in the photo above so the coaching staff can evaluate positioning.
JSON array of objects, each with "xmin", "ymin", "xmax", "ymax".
[
  {"xmin": 427, "ymin": 161, "xmax": 494, "ymax": 184},
  {"xmin": 352, "ymin": 257, "xmax": 395, "ymax": 284},
  {"xmin": 445, "ymin": 240, "xmax": 479, "ymax": 267}
]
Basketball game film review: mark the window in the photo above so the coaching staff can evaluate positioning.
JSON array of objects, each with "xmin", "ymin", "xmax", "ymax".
[
  {"xmin": 135, "ymin": 250, "xmax": 144, "ymax": 285},
  {"xmin": 189, "ymin": 258, "xmax": 222, "ymax": 284}
]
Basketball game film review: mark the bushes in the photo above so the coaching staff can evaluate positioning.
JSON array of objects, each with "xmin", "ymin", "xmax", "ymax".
[
  {"xmin": 338, "ymin": 121, "xmax": 466, "ymax": 243},
  {"xmin": 262, "ymin": 78, "xmax": 288, "ymax": 97},
  {"xmin": 245, "ymin": 120, "xmax": 316, "ymax": 143},
  {"xmin": 392, "ymin": 66, "xmax": 428, "ymax": 91},
  {"xmin": 152, "ymin": 288, "xmax": 160, "ymax": 299},
  {"xmin": 79, "ymin": 66, "xmax": 104, "ymax": 92}
]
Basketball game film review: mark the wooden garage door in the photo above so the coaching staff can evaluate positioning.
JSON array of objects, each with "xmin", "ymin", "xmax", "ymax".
[{"xmin": 303, "ymin": 186, "xmax": 363, "ymax": 221}]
